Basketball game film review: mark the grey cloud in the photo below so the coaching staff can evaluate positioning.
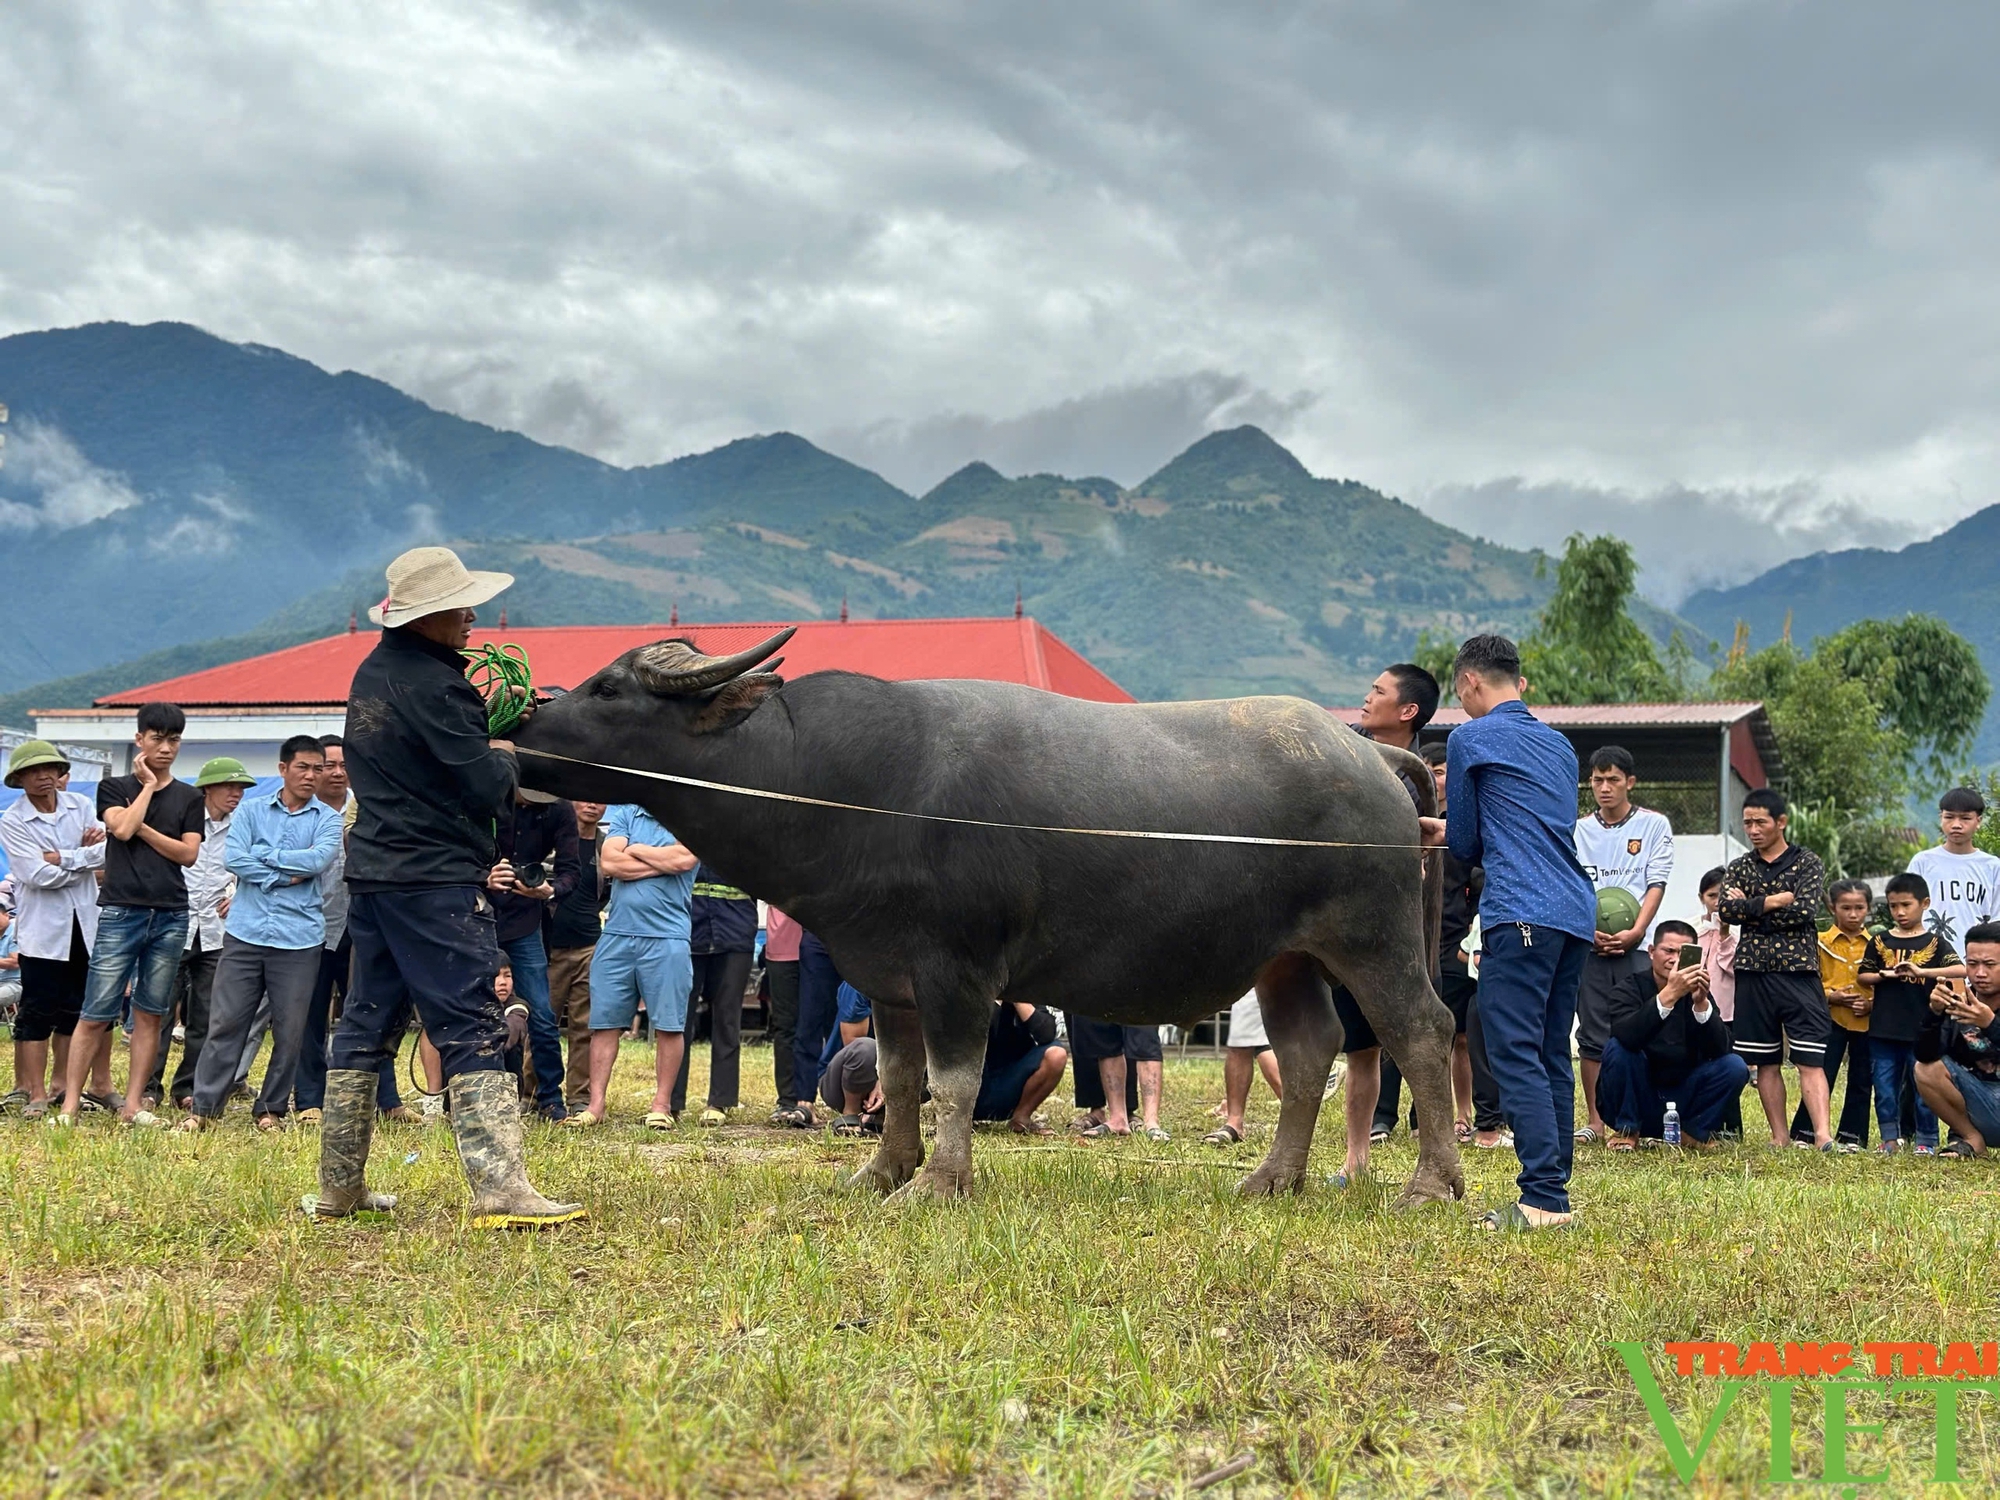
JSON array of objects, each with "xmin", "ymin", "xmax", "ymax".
[
  {"xmin": 1419, "ymin": 477, "xmax": 1917, "ymax": 609},
  {"xmin": 3, "ymin": 0, "xmax": 1999, "ymax": 571},
  {"xmin": 0, "ymin": 418, "xmax": 144, "ymax": 530},
  {"xmin": 817, "ymin": 372, "xmax": 1315, "ymax": 493}
]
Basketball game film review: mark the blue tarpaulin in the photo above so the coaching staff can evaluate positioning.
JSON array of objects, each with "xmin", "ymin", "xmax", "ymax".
[{"xmin": 0, "ymin": 778, "xmax": 286, "ymax": 883}]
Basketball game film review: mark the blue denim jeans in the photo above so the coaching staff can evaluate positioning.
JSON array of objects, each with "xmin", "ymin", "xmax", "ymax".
[
  {"xmin": 1871, "ymin": 1039, "xmax": 1938, "ymax": 1147},
  {"xmin": 502, "ymin": 929, "xmax": 565, "ymax": 1116},
  {"xmin": 81, "ymin": 905, "xmax": 189, "ymax": 1023},
  {"xmin": 1476, "ymin": 922, "xmax": 1589, "ymax": 1214},
  {"xmin": 794, "ymin": 933, "xmax": 842, "ymax": 1105}
]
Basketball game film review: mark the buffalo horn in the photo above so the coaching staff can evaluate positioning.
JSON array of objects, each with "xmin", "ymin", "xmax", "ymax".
[{"xmin": 633, "ymin": 626, "xmax": 798, "ymax": 695}]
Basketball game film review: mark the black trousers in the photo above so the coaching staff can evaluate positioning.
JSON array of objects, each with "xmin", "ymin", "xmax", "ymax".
[
  {"xmin": 672, "ymin": 949, "xmax": 752, "ymax": 1113},
  {"xmin": 764, "ymin": 958, "xmax": 801, "ymax": 1105},
  {"xmin": 1791, "ymin": 1025, "xmax": 1874, "ymax": 1146},
  {"xmin": 1375, "ymin": 969, "xmax": 1503, "ymax": 1133},
  {"xmin": 146, "ymin": 937, "xmax": 220, "ymax": 1105},
  {"xmin": 330, "ymin": 888, "xmax": 504, "ymax": 1081}
]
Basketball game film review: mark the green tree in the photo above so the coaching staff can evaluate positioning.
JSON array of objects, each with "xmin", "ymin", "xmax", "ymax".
[
  {"xmin": 1819, "ymin": 615, "xmax": 1989, "ymax": 781},
  {"xmin": 1519, "ymin": 534, "xmax": 1673, "ymax": 705}
]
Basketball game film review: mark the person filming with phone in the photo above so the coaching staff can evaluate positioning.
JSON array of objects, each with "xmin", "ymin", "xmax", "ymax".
[
  {"xmin": 1914, "ymin": 921, "xmax": 2000, "ymax": 1157},
  {"xmin": 1594, "ymin": 921, "xmax": 1749, "ymax": 1150}
]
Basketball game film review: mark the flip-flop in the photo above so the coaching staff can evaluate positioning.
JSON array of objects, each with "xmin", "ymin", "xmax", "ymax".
[
  {"xmin": 1078, "ymin": 1122, "xmax": 1128, "ymax": 1140},
  {"xmin": 1202, "ymin": 1124, "xmax": 1244, "ymax": 1145},
  {"xmin": 1455, "ymin": 1121, "xmax": 1474, "ymax": 1144},
  {"xmin": 1606, "ymin": 1134, "xmax": 1637, "ymax": 1153},
  {"xmin": 1476, "ymin": 1202, "xmax": 1573, "ymax": 1233},
  {"xmin": 1142, "ymin": 1125, "xmax": 1171, "ymax": 1143},
  {"xmin": 1574, "ymin": 1125, "xmax": 1602, "ymax": 1145},
  {"xmin": 1009, "ymin": 1117, "xmax": 1054, "ymax": 1136}
]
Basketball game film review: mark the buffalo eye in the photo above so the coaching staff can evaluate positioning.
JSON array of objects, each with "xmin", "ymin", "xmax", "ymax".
[{"xmin": 590, "ymin": 678, "xmax": 620, "ymax": 700}]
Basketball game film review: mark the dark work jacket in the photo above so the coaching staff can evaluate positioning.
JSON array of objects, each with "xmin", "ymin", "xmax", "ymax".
[
  {"xmin": 343, "ymin": 627, "xmax": 518, "ymax": 892},
  {"xmin": 494, "ymin": 799, "xmax": 581, "ymax": 943},
  {"xmin": 689, "ymin": 863, "xmax": 757, "ymax": 955},
  {"xmin": 987, "ymin": 1001, "xmax": 1059, "ymax": 1074},
  {"xmin": 1441, "ymin": 851, "xmax": 1481, "ymax": 963},
  {"xmin": 1608, "ymin": 968, "xmax": 1734, "ymax": 1086}
]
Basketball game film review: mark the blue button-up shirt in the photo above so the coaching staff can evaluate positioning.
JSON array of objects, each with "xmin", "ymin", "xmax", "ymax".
[
  {"xmin": 1445, "ymin": 699, "xmax": 1596, "ymax": 941},
  {"xmin": 224, "ymin": 791, "xmax": 343, "ymax": 950}
]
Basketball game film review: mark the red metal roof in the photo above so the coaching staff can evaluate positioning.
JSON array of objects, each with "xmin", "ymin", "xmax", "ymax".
[{"xmin": 92, "ymin": 616, "xmax": 1135, "ymax": 709}]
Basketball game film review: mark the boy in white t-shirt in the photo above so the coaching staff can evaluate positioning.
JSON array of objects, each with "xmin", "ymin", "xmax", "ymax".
[
  {"xmin": 1572, "ymin": 745, "xmax": 1676, "ymax": 1143},
  {"xmin": 1906, "ymin": 787, "xmax": 2000, "ymax": 951}
]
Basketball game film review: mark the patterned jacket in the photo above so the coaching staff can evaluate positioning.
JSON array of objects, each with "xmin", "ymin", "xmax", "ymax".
[{"xmin": 1717, "ymin": 842, "xmax": 1825, "ymax": 974}]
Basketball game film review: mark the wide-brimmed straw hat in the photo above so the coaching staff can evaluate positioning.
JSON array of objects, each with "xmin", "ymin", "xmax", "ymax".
[
  {"xmin": 5, "ymin": 739, "xmax": 70, "ymax": 788},
  {"xmin": 368, "ymin": 546, "xmax": 513, "ymax": 628}
]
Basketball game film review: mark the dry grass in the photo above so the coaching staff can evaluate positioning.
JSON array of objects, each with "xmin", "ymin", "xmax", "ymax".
[{"xmin": 3, "ymin": 1039, "xmax": 1999, "ymax": 1496}]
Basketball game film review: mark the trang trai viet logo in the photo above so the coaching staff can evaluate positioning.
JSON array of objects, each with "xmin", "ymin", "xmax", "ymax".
[{"xmin": 1615, "ymin": 1340, "xmax": 1999, "ymax": 1487}]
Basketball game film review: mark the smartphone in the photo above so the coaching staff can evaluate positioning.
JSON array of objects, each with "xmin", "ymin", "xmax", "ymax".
[{"xmin": 1676, "ymin": 943, "xmax": 1703, "ymax": 972}]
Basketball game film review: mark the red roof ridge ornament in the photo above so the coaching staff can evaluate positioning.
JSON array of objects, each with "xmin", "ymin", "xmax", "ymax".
[
  {"xmin": 839, "ymin": 594, "xmax": 849, "ymax": 623},
  {"xmin": 347, "ymin": 610, "xmax": 358, "ymax": 634},
  {"xmin": 1014, "ymin": 583, "xmax": 1023, "ymax": 620},
  {"xmin": 669, "ymin": 601, "xmax": 678, "ymax": 626},
  {"xmin": 497, "ymin": 606, "xmax": 507, "ymax": 629}
]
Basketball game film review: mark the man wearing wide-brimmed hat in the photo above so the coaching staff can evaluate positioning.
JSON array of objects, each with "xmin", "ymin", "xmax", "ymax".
[
  {"xmin": 0, "ymin": 740, "xmax": 105, "ymax": 1119},
  {"xmin": 311, "ymin": 546, "xmax": 584, "ymax": 1229}
]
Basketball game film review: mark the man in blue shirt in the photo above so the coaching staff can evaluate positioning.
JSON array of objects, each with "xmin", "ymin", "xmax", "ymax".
[
  {"xmin": 568, "ymin": 803, "xmax": 697, "ymax": 1128},
  {"xmin": 1444, "ymin": 635, "xmax": 1596, "ymax": 1231},
  {"xmin": 182, "ymin": 736, "xmax": 341, "ymax": 1129}
]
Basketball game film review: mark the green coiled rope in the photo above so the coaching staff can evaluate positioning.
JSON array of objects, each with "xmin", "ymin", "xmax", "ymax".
[{"xmin": 466, "ymin": 641, "xmax": 535, "ymax": 735}]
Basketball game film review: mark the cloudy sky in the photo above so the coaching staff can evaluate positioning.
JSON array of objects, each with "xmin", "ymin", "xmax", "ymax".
[{"xmin": 3, "ymin": 1, "xmax": 1996, "ymax": 602}]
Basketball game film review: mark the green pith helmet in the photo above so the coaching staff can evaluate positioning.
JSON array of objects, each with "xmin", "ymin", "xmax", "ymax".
[
  {"xmin": 5, "ymin": 739, "xmax": 70, "ymax": 789},
  {"xmin": 194, "ymin": 756, "xmax": 258, "ymax": 789}
]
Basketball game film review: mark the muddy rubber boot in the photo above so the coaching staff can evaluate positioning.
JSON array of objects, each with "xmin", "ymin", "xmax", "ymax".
[
  {"xmin": 449, "ymin": 1069, "xmax": 587, "ymax": 1230},
  {"xmin": 306, "ymin": 1069, "xmax": 399, "ymax": 1219}
]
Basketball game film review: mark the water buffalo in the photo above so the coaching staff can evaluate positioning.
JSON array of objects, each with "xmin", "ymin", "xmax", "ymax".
[{"xmin": 512, "ymin": 628, "xmax": 1463, "ymax": 1206}]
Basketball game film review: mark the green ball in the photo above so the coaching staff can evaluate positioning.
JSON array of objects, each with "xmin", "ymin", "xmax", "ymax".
[{"xmin": 1596, "ymin": 885, "xmax": 1642, "ymax": 935}]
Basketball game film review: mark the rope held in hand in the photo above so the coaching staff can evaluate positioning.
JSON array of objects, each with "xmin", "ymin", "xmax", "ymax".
[{"xmin": 466, "ymin": 641, "xmax": 535, "ymax": 736}]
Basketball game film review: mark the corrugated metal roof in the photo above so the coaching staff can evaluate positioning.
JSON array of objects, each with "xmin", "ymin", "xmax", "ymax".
[
  {"xmin": 1328, "ymin": 702, "xmax": 1768, "ymax": 729},
  {"xmin": 85, "ymin": 616, "xmax": 1135, "ymax": 709}
]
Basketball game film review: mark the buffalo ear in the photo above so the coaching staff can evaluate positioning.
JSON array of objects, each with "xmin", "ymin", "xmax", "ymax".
[{"xmin": 690, "ymin": 673, "xmax": 783, "ymax": 734}]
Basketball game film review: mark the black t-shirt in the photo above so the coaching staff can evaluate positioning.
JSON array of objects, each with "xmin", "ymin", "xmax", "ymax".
[
  {"xmin": 96, "ymin": 776, "xmax": 205, "ymax": 909},
  {"xmin": 1861, "ymin": 930, "xmax": 1959, "ymax": 1044}
]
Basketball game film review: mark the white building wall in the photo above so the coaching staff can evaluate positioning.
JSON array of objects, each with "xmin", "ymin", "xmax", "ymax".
[{"xmin": 31, "ymin": 713, "xmax": 347, "ymax": 778}]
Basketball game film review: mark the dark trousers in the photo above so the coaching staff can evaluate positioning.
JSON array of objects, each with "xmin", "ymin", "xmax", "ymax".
[
  {"xmin": 765, "ymin": 958, "xmax": 801, "ymax": 1105},
  {"xmin": 329, "ymin": 888, "xmax": 506, "ymax": 1082},
  {"xmin": 793, "ymin": 933, "xmax": 841, "ymax": 1105},
  {"xmin": 1595, "ymin": 1038, "xmax": 1750, "ymax": 1141},
  {"xmin": 1376, "ymin": 970, "xmax": 1503, "ymax": 1134},
  {"xmin": 191, "ymin": 936, "xmax": 323, "ymax": 1118},
  {"xmin": 1477, "ymin": 924, "xmax": 1589, "ymax": 1214},
  {"xmin": 1792, "ymin": 1025, "xmax": 1872, "ymax": 1146},
  {"xmin": 294, "ymin": 934, "xmax": 402, "ymax": 1113},
  {"xmin": 674, "ymin": 949, "xmax": 752, "ymax": 1113},
  {"xmin": 146, "ymin": 937, "xmax": 220, "ymax": 1105}
]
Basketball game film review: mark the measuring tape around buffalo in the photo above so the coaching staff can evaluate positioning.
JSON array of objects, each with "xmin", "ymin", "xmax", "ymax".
[{"xmin": 512, "ymin": 745, "xmax": 1427, "ymax": 851}]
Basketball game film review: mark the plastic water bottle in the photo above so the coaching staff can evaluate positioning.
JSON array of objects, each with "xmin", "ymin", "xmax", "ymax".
[{"xmin": 1663, "ymin": 1100, "xmax": 1681, "ymax": 1147}]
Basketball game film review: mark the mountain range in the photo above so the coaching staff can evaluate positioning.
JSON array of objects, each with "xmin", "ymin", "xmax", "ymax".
[{"xmin": 0, "ymin": 320, "xmax": 1607, "ymax": 715}]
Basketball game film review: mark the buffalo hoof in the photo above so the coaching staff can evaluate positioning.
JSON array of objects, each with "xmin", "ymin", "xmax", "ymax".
[
  {"xmin": 884, "ymin": 1166, "xmax": 970, "ymax": 1204},
  {"xmin": 845, "ymin": 1155, "xmax": 919, "ymax": 1196},
  {"xmin": 1392, "ymin": 1171, "xmax": 1465, "ymax": 1208},
  {"xmin": 1235, "ymin": 1163, "xmax": 1307, "ymax": 1197}
]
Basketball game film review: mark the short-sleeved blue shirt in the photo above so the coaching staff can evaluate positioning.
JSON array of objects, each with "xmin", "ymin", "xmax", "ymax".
[
  {"xmin": 1445, "ymin": 699, "xmax": 1596, "ymax": 941},
  {"xmin": 601, "ymin": 804, "xmax": 694, "ymax": 941}
]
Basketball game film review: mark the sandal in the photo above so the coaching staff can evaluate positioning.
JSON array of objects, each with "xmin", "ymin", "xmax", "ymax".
[
  {"xmin": 642, "ymin": 1111, "xmax": 676, "ymax": 1131},
  {"xmin": 1455, "ymin": 1121, "xmax": 1473, "ymax": 1144},
  {"xmin": 1078, "ymin": 1122, "xmax": 1127, "ymax": 1140},
  {"xmin": 1202, "ymin": 1123, "xmax": 1244, "ymax": 1146},
  {"xmin": 1943, "ymin": 1139, "xmax": 1980, "ymax": 1159},
  {"xmin": 1472, "ymin": 1130, "xmax": 1513, "ymax": 1150},
  {"xmin": 255, "ymin": 1114, "xmax": 285, "ymax": 1133},
  {"xmin": 1009, "ymin": 1117, "xmax": 1054, "ymax": 1136},
  {"xmin": 1606, "ymin": 1133, "xmax": 1638, "ymax": 1153},
  {"xmin": 0, "ymin": 1087, "xmax": 28, "ymax": 1115},
  {"xmin": 832, "ymin": 1114, "xmax": 868, "ymax": 1138},
  {"xmin": 563, "ymin": 1111, "xmax": 603, "ymax": 1128},
  {"xmin": 1574, "ymin": 1124, "xmax": 1602, "ymax": 1145},
  {"xmin": 1141, "ymin": 1125, "xmax": 1171, "ymax": 1143},
  {"xmin": 1475, "ymin": 1202, "xmax": 1573, "ymax": 1233}
]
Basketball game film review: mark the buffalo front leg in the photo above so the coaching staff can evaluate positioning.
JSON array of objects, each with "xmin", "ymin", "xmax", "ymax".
[
  {"xmin": 1350, "ymin": 960, "xmax": 1465, "ymax": 1208},
  {"xmin": 1238, "ymin": 953, "xmax": 1340, "ymax": 1196},
  {"xmin": 885, "ymin": 982, "xmax": 992, "ymax": 1202},
  {"xmin": 846, "ymin": 1000, "xmax": 925, "ymax": 1195}
]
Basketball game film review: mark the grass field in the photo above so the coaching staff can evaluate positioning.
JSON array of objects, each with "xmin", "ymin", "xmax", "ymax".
[{"xmin": 4, "ymin": 1038, "xmax": 2000, "ymax": 1498}]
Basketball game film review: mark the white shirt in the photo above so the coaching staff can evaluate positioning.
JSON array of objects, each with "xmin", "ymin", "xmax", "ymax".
[
  {"xmin": 1906, "ymin": 846, "xmax": 2000, "ymax": 951},
  {"xmin": 184, "ymin": 809, "xmax": 238, "ymax": 951},
  {"xmin": 0, "ymin": 790, "xmax": 105, "ymax": 959},
  {"xmin": 1574, "ymin": 806, "xmax": 1676, "ymax": 902}
]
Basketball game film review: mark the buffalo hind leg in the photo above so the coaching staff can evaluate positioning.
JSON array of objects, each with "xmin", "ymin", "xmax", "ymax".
[
  {"xmin": 886, "ymin": 977, "xmax": 993, "ymax": 1203},
  {"xmin": 1336, "ymin": 950, "xmax": 1464, "ymax": 1207},
  {"xmin": 846, "ymin": 1000, "xmax": 925, "ymax": 1195},
  {"xmin": 1238, "ymin": 952, "xmax": 1341, "ymax": 1196}
]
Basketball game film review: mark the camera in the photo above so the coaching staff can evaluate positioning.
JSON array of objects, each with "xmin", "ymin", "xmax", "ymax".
[{"xmin": 515, "ymin": 861, "xmax": 548, "ymax": 890}]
